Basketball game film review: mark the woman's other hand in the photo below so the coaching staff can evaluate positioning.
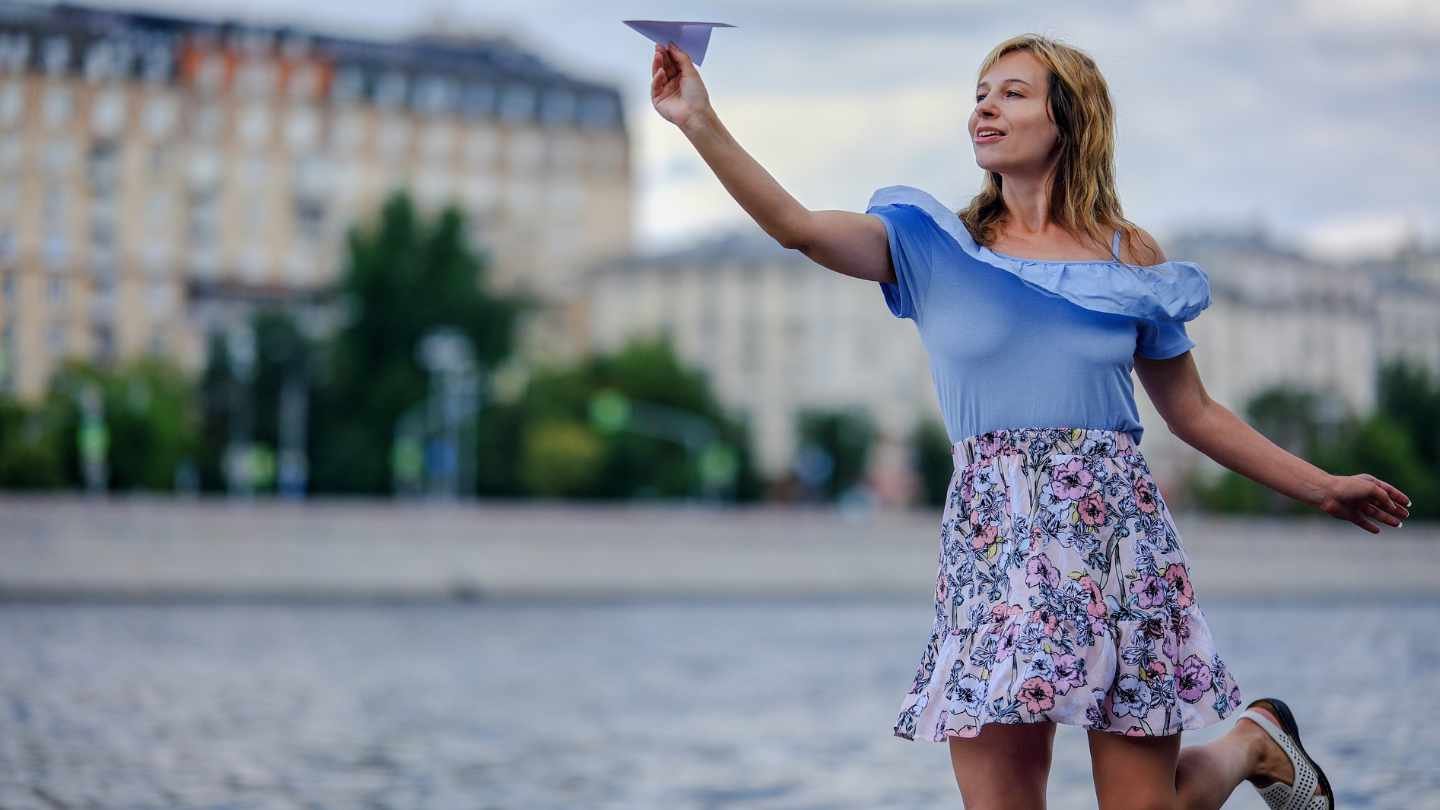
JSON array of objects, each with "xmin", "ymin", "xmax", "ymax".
[
  {"xmin": 651, "ymin": 42, "xmax": 712, "ymax": 130},
  {"xmin": 1318, "ymin": 473, "xmax": 1411, "ymax": 533}
]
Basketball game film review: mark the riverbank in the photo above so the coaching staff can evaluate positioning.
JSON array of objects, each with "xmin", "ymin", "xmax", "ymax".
[{"xmin": 1, "ymin": 494, "xmax": 1434, "ymax": 602}]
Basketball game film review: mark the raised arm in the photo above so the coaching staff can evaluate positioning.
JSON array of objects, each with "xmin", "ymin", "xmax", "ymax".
[{"xmin": 651, "ymin": 42, "xmax": 895, "ymax": 284}]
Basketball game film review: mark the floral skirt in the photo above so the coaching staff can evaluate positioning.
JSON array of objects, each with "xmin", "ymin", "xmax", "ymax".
[{"xmin": 894, "ymin": 426, "xmax": 1243, "ymax": 742}]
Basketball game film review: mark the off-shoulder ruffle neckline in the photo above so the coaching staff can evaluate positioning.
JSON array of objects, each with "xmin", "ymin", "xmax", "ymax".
[{"xmin": 867, "ymin": 184, "xmax": 1212, "ymax": 323}]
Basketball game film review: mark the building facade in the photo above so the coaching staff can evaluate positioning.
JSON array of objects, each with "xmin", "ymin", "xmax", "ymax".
[{"xmin": 0, "ymin": 1, "xmax": 631, "ymax": 400}]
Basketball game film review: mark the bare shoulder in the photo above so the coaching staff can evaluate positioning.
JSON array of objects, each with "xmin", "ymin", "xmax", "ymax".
[{"xmin": 1121, "ymin": 224, "xmax": 1168, "ymax": 265}]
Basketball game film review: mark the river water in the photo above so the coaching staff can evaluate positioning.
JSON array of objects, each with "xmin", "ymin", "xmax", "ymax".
[{"xmin": 1, "ymin": 595, "xmax": 1436, "ymax": 809}]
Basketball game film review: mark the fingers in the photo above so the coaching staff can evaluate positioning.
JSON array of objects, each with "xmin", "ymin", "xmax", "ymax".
[
  {"xmin": 1362, "ymin": 475, "xmax": 1410, "ymax": 523},
  {"xmin": 1363, "ymin": 501, "xmax": 1402, "ymax": 529},
  {"xmin": 1375, "ymin": 476, "xmax": 1413, "ymax": 510}
]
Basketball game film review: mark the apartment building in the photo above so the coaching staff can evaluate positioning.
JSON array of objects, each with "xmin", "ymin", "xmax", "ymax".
[{"xmin": 0, "ymin": 1, "xmax": 631, "ymax": 400}]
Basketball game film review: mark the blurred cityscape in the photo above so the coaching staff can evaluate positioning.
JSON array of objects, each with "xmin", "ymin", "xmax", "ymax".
[{"xmin": 0, "ymin": 0, "xmax": 1436, "ymax": 517}]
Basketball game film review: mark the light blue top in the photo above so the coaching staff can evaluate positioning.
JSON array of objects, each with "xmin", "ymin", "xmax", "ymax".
[{"xmin": 866, "ymin": 185, "xmax": 1212, "ymax": 447}]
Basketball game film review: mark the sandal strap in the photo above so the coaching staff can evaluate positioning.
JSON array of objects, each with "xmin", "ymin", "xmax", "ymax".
[{"xmin": 1239, "ymin": 708, "xmax": 1329, "ymax": 810}]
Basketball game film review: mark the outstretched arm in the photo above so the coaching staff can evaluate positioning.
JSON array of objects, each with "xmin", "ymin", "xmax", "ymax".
[
  {"xmin": 651, "ymin": 42, "xmax": 894, "ymax": 284},
  {"xmin": 1135, "ymin": 351, "xmax": 1412, "ymax": 534}
]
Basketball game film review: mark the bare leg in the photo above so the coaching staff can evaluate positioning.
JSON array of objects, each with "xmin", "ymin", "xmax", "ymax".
[
  {"xmin": 1088, "ymin": 728, "xmax": 1182, "ymax": 809},
  {"xmin": 948, "ymin": 720, "xmax": 1056, "ymax": 810},
  {"xmin": 1089, "ymin": 704, "xmax": 1329, "ymax": 810}
]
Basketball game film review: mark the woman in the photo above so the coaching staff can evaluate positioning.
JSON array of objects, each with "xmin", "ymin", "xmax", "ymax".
[{"xmin": 651, "ymin": 32, "xmax": 1409, "ymax": 810}]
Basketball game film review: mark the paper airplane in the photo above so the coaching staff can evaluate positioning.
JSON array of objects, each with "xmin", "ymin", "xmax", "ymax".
[{"xmin": 622, "ymin": 20, "xmax": 735, "ymax": 67}]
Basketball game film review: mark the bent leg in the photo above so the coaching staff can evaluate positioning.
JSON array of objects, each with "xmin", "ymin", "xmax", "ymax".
[
  {"xmin": 1088, "ymin": 728, "xmax": 1181, "ymax": 810},
  {"xmin": 1090, "ymin": 723, "xmax": 1263, "ymax": 810},
  {"xmin": 948, "ymin": 720, "xmax": 1056, "ymax": 810}
]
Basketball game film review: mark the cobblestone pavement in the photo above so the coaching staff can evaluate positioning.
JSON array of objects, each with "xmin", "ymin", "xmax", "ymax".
[{"xmin": 1, "ymin": 597, "xmax": 1437, "ymax": 809}]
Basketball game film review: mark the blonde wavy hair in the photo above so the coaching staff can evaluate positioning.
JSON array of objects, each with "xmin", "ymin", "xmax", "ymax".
[{"xmin": 957, "ymin": 34, "xmax": 1161, "ymax": 268}]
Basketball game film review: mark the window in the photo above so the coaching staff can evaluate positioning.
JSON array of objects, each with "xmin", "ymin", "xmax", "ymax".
[
  {"xmin": 240, "ymin": 102, "xmax": 271, "ymax": 145},
  {"xmin": 0, "ymin": 79, "xmax": 23, "ymax": 127},
  {"xmin": 540, "ymin": 88, "xmax": 576, "ymax": 125},
  {"xmin": 83, "ymin": 41, "xmax": 116, "ymax": 82},
  {"xmin": 499, "ymin": 83, "xmax": 535, "ymax": 123},
  {"xmin": 90, "ymin": 87, "xmax": 126, "ymax": 136},
  {"xmin": 42, "ymin": 85, "xmax": 73, "ymax": 128},
  {"xmin": 461, "ymin": 82, "xmax": 496, "ymax": 118},
  {"xmin": 147, "ymin": 281, "xmax": 174, "ymax": 317},
  {"xmin": 46, "ymin": 321, "xmax": 66, "ymax": 355},
  {"xmin": 42, "ymin": 37, "xmax": 69, "ymax": 76},
  {"xmin": 47, "ymin": 274, "xmax": 67, "ymax": 306},
  {"xmin": 0, "ymin": 33, "xmax": 30, "ymax": 73},
  {"xmin": 144, "ymin": 95, "xmax": 177, "ymax": 138},
  {"xmin": 91, "ymin": 322, "xmax": 114, "ymax": 363},
  {"xmin": 375, "ymin": 71, "xmax": 407, "ymax": 108},
  {"xmin": 285, "ymin": 105, "xmax": 318, "ymax": 149},
  {"xmin": 87, "ymin": 139, "xmax": 120, "ymax": 193},
  {"xmin": 415, "ymin": 75, "xmax": 455, "ymax": 114},
  {"xmin": 579, "ymin": 92, "xmax": 620, "ymax": 129},
  {"xmin": 141, "ymin": 46, "xmax": 171, "ymax": 84},
  {"xmin": 331, "ymin": 68, "xmax": 365, "ymax": 103}
]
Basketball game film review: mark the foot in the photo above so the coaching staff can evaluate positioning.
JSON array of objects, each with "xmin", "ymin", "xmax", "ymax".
[{"xmin": 1235, "ymin": 702, "xmax": 1330, "ymax": 803}]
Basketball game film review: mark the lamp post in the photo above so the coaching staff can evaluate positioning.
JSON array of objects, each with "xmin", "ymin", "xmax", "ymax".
[
  {"xmin": 224, "ymin": 320, "xmax": 256, "ymax": 498},
  {"xmin": 414, "ymin": 327, "xmax": 483, "ymax": 500}
]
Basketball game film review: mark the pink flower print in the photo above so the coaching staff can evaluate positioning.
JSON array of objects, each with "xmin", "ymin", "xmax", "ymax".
[
  {"xmin": 969, "ymin": 522, "xmax": 999, "ymax": 552},
  {"xmin": 1164, "ymin": 612, "xmax": 1195, "ymax": 659},
  {"xmin": 1146, "ymin": 659, "xmax": 1168, "ymax": 681},
  {"xmin": 1025, "ymin": 553, "xmax": 1061, "ymax": 589},
  {"xmin": 995, "ymin": 620, "xmax": 1023, "ymax": 660},
  {"xmin": 1124, "ymin": 725, "xmax": 1147, "ymax": 737},
  {"xmin": 1133, "ymin": 475, "xmax": 1158, "ymax": 514},
  {"xmin": 977, "ymin": 433, "xmax": 1003, "ymax": 456},
  {"xmin": 990, "ymin": 601, "xmax": 1024, "ymax": 623},
  {"xmin": 1019, "ymin": 676, "xmax": 1056, "ymax": 713},
  {"xmin": 1177, "ymin": 654, "xmax": 1213, "ymax": 702},
  {"xmin": 1130, "ymin": 574, "xmax": 1168, "ymax": 609},
  {"xmin": 1049, "ymin": 458, "xmax": 1092, "ymax": 501},
  {"xmin": 1078, "ymin": 491, "xmax": 1107, "ymax": 527},
  {"xmin": 1030, "ymin": 606, "xmax": 1060, "ymax": 638},
  {"xmin": 936, "ymin": 572, "xmax": 949, "ymax": 604},
  {"xmin": 1052, "ymin": 653, "xmax": 1086, "ymax": 693},
  {"xmin": 1163, "ymin": 563, "xmax": 1194, "ymax": 607},
  {"xmin": 1080, "ymin": 575, "xmax": 1107, "ymax": 618}
]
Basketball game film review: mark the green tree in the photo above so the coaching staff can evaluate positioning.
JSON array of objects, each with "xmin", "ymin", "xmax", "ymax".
[
  {"xmin": 0, "ymin": 395, "xmax": 65, "ymax": 488},
  {"xmin": 309, "ymin": 191, "xmax": 534, "ymax": 494},
  {"xmin": 910, "ymin": 417, "xmax": 954, "ymax": 508},
  {"xmin": 794, "ymin": 405, "xmax": 875, "ymax": 502},
  {"xmin": 493, "ymin": 334, "xmax": 761, "ymax": 501},
  {"xmin": 45, "ymin": 357, "xmax": 200, "ymax": 491}
]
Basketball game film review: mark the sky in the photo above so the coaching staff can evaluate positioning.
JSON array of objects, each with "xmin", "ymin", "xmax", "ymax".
[{"xmin": 76, "ymin": 0, "xmax": 1440, "ymax": 262}]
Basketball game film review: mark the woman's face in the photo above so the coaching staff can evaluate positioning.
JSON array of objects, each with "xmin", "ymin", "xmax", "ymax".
[{"xmin": 970, "ymin": 50, "xmax": 1059, "ymax": 176}]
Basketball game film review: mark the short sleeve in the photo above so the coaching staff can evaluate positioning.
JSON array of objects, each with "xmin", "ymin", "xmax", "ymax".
[
  {"xmin": 865, "ymin": 203, "xmax": 936, "ymax": 321},
  {"xmin": 1136, "ymin": 318, "xmax": 1196, "ymax": 359}
]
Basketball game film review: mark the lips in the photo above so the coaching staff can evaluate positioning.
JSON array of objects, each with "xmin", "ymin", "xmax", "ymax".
[{"xmin": 975, "ymin": 130, "xmax": 1006, "ymax": 143}]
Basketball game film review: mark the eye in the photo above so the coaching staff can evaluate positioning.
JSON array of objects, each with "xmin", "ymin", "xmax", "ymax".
[{"xmin": 974, "ymin": 90, "xmax": 1023, "ymax": 102}]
